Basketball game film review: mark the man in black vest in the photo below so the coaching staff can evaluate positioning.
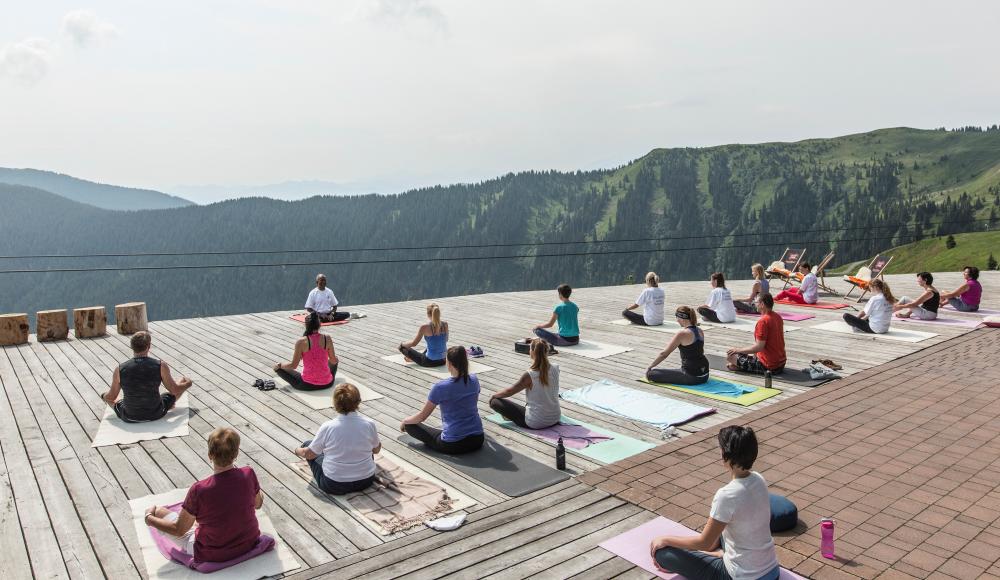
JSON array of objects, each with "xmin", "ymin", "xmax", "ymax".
[{"xmin": 101, "ymin": 331, "xmax": 192, "ymax": 422}]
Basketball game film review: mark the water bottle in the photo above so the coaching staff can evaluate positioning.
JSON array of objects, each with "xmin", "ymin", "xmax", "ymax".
[
  {"xmin": 556, "ymin": 437, "xmax": 566, "ymax": 470},
  {"xmin": 764, "ymin": 370, "xmax": 772, "ymax": 389},
  {"xmin": 820, "ymin": 518, "xmax": 835, "ymax": 559}
]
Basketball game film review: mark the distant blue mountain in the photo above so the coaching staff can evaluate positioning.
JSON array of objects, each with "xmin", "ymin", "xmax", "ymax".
[{"xmin": 0, "ymin": 167, "xmax": 193, "ymax": 210}]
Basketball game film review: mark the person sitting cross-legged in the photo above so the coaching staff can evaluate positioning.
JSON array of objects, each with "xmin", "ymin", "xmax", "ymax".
[
  {"xmin": 398, "ymin": 303, "xmax": 449, "ymax": 367},
  {"xmin": 698, "ymin": 272, "xmax": 737, "ymax": 323},
  {"xmin": 533, "ymin": 283, "xmax": 580, "ymax": 346},
  {"xmin": 489, "ymin": 338, "xmax": 561, "ymax": 429},
  {"xmin": 143, "ymin": 428, "xmax": 264, "ymax": 563},
  {"xmin": 939, "ymin": 265, "xmax": 983, "ymax": 312},
  {"xmin": 305, "ymin": 273, "xmax": 350, "ymax": 322},
  {"xmin": 645, "ymin": 306, "xmax": 710, "ymax": 386},
  {"xmin": 650, "ymin": 425, "xmax": 780, "ymax": 580},
  {"xmin": 623, "ymin": 271, "xmax": 666, "ymax": 326},
  {"xmin": 843, "ymin": 279, "xmax": 895, "ymax": 334},
  {"xmin": 101, "ymin": 330, "xmax": 192, "ymax": 422},
  {"xmin": 725, "ymin": 293, "xmax": 785, "ymax": 375},
  {"xmin": 293, "ymin": 383, "xmax": 381, "ymax": 495},
  {"xmin": 401, "ymin": 346, "xmax": 485, "ymax": 454},
  {"xmin": 273, "ymin": 312, "xmax": 339, "ymax": 391}
]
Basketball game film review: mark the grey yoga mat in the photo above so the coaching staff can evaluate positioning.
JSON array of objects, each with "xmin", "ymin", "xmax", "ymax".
[
  {"xmin": 397, "ymin": 435, "xmax": 571, "ymax": 497},
  {"xmin": 705, "ymin": 354, "xmax": 834, "ymax": 388}
]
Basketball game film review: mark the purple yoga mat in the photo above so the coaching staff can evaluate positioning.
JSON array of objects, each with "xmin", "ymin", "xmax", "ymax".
[
  {"xmin": 599, "ymin": 517, "xmax": 807, "ymax": 580},
  {"xmin": 896, "ymin": 316, "xmax": 982, "ymax": 329},
  {"xmin": 739, "ymin": 312, "xmax": 814, "ymax": 322},
  {"xmin": 149, "ymin": 503, "xmax": 275, "ymax": 572},
  {"xmin": 517, "ymin": 423, "xmax": 613, "ymax": 450},
  {"xmin": 943, "ymin": 305, "xmax": 1000, "ymax": 316}
]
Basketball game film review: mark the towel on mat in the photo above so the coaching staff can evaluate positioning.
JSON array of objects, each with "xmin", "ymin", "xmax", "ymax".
[{"xmin": 561, "ymin": 379, "xmax": 715, "ymax": 430}]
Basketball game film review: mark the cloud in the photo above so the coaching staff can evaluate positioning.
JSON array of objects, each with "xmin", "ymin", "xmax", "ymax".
[
  {"xmin": 360, "ymin": 0, "xmax": 449, "ymax": 33},
  {"xmin": 62, "ymin": 10, "xmax": 118, "ymax": 48},
  {"xmin": 0, "ymin": 38, "xmax": 55, "ymax": 84}
]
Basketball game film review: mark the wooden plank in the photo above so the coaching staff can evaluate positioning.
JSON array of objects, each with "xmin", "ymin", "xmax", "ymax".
[{"xmin": 0, "ymin": 427, "xmax": 32, "ymax": 579}]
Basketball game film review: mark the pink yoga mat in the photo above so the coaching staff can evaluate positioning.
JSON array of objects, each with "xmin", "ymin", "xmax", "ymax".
[
  {"xmin": 896, "ymin": 316, "xmax": 982, "ymax": 329},
  {"xmin": 739, "ymin": 312, "xmax": 814, "ymax": 322},
  {"xmin": 599, "ymin": 517, "xmax": 806, "ymax": 580},
  {"xmin": 289, "ymin": 314, "xmax": 350, "ymax": 326},
  {"xmin": 942, "ymin": 305, "xmax": 1000, "ymax": 316},
  {"xmin": 776, "ymin": 300, "xmax": 849, "ymax": 310}
]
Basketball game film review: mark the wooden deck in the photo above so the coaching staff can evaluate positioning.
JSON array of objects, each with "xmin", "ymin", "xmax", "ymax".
[{"xmin": 0, "ymin": 270, "xmax": 995, "ymax": 579}]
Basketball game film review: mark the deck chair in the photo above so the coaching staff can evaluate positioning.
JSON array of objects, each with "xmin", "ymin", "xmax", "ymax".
[
  {"xmin": 843, "ymin": 254, "xmax": 893, "ymax": 302},
  {"xmin": 765, "ymin": 248, "xmax": 806, "ymax": 289},
  {"xmin": 791, "ymin": 251, "xmax": 837, "ymax": 293}
]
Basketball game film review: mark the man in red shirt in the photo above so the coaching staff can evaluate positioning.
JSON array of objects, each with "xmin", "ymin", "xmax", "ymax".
[{"xmin": 726, "ymin": 293, "xmax": 786, "ymax": 374}]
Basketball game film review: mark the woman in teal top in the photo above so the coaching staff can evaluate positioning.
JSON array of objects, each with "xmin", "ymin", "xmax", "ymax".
[
  {"xmin": 533, "ymin": 284, "xmax": 580, "ymax": 346},
  {"xmin": 398, "ymin": 303, "xmax": 449, "ymax": 367}
]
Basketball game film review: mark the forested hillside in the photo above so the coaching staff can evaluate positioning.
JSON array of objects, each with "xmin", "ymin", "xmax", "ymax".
[
  {"xmin": 0, "ymin": 168, "xmax": 193, "ymax": 210},
  {"xmin": 2, "ymin": 126, "xmax": 999, "ymax": 324}
]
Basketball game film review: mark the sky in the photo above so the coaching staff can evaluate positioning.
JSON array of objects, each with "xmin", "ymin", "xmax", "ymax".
[{"xmin": 2, "ymin": 1, "xmax": 999, "ymax": 203}]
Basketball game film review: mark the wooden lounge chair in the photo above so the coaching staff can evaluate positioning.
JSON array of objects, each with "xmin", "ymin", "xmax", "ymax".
[
  {"xmin": 765, "ymin": 248, "xmax": 806, "ymax": 289},
  {"xmin": 843, "ymin": 254, "xmax": 893, "ymax": 302},
  {"xmin": 791, "ymin": 251, "xmax": 837, "ymax": 294}
]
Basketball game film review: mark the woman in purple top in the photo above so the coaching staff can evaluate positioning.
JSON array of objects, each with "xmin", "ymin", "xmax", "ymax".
[
  {"xmin": 400, "ymin": 346, "xmax": 484, "ymax": 454},
  {"xmin": 940, "ymin": 266, "xmax": 982, "ymax": 312}
]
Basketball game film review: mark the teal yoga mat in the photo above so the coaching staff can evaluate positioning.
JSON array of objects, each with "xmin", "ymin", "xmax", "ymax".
[{"xmin": 485, "ymin": 413, "xmax": 657, "ymax": 464}]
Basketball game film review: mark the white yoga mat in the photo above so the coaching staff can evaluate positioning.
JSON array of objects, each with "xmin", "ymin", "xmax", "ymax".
[
  {"xmin": 290, "ymin": 450, "xmax": 476, "ymax": 536},
  {"xmin": 288, "ymin": 375, "xmax": 384, "ymax": 410},
  {"xmin": 810, "ymin": 320, "xmax": 937, "ymax": 343},
  {"xmin": 129, "ymin": 488, "xmax": 300, "ymax": 580},
  {"xmin": 701, "ymin": 318, "xmax": 801, "ymax": 333},
  {"xmin": 607, "ymin": 319, "xmax": 684, "ymax": 334},
  {"xmin": 91, "ymin": 397, "xmax": 190, "ymax": 448},
  {"xmin": 381, "ymin": 354, "xmax": 495, "ymax": 379},
  {"xmin": 561, "ymin": 379, "xmax": 715, "ymax": 428},
  {"xmin": 556, "ymin": 340, "xmax": 633, "ymax": 359}
]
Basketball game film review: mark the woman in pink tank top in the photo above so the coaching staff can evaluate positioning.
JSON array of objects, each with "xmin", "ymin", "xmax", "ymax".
[{"xmin": 274, "ymin": 313, "xmax": 339, "ymax": 390}]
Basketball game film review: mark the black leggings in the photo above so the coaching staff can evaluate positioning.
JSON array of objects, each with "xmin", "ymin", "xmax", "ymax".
[
  {"xmin": 697, "ymin": 306, "xmax": 722, "ymax": 323},
  {"xmin": 399, "ymin": 346, "xmax": 446, "ymax": 368},
  {"xmin": 312, "ymin": 310, "xmax": 350, "ymax": 322},
  {"xmin": 622, "ymin": 309, "xmax": 648, "ymax": 326},
  {"xmin": 301, "ymin": 440, "xmax": 374, "ymax": 495},
  {"xmin": 114, "ymin": 393, "xmax": 176, "ymax": 422},
  {"xmin": 646, "ymin": 368, "xmax": 709, "ymax": 386},
  {"xmin": 488, "ymin": 397, "xmax": 559, "ymax": 430},
  {"xmin": 842, "ymin": 313, "xmax": 874, "ymax": 333},
  {"xmin": 733, "ymin": 300, "xmax": 758, "ymax": 314},
  {"xmin": 404, "ymin": 423, "xmax": 484, "ymax": 454},
  {"xmin": 275, "ymin": 362, "xmax": 338, "ymax": 391}
]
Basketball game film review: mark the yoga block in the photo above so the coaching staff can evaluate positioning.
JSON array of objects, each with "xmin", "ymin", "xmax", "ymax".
[
  {"xmin": 0, "ymin": 313, "xmax": 30, "ymax": 346},
  {"xmin": 74, "ymin": 306, "xmax": 107, "ymax": 339},
  {"xmin": 115, "ymin": 302, "xmax": 148, "ymax": 335},
  {"xmin": 36, "ymin": 309, "xmax": 69, "ymax": 342}
]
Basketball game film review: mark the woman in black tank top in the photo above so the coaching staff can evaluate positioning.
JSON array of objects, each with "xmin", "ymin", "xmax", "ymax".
[
  {"xmin": 645, "ymin": 306, "xmax": 710, "ymax": 386},
  {"xmin": 894, "ymin": 272, "xmax": 941, "ymax": 321}
]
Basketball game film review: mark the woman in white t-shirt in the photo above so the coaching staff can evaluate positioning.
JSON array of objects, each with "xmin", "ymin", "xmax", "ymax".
[
  {"xmin": 293, "ymin": 383, "xmax": 381, "ymax": 495},
  {"xmin": 623, "ymin": 272, "xmax": 666, "ymax": 326},
  {"xmin": 843, "ymin": 279, "xmax": 896, "ymax": 334},
  {"xmin": 488, "ymin": 338, "xmax": 560, "ymax": 429},
  {"xmin": 698, "ymin": 272, "xmax": 737, "ymax": 323},
  {"xmin": 651, "ymin": 426, "xmax": 779, "ymax": 580}
]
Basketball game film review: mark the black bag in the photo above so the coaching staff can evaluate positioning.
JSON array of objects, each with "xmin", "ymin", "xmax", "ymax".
[{"xmin": 514, "ymin": 340, "xmax": 531, "ymax": 354}]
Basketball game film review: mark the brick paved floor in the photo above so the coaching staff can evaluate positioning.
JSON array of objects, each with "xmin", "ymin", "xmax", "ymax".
[{"xmin": 579, "ymin": 328, "xmax": 1000, "ymax": 579}]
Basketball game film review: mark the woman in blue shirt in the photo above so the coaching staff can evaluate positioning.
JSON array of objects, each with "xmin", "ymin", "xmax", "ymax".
[
  {"xmin": 398, "ymin": 303, "xmax": 448, "ymax": 367},
  {"xmin": 400, "ymin": 346, "xmax": 485, "ymax": 454},
  {"xmin": 533, "ymin": 284, "xmax": 580, "ymax": 346}
]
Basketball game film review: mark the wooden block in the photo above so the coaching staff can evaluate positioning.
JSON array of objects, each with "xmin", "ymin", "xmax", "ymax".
[
  {"xmin": 73, "ymin": 307, "xmax": 107, "ymax": 339},
  {"xmin": 0, "ymin": 313, "xmax": 29, "ymax": 346},
  {"xmin": 36, "ymin": 309, "xmax": 69, "ymax": 342},
  {"xmin": 114, "ymin": 302, "xmax": 148, "ymax": 335}
]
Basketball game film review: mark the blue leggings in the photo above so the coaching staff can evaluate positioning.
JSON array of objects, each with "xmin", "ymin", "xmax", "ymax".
[
  {"xmin": 533, "ymin": 328, "xmax": 579, "ymax": 347},
  {"xmin": 948, "ymin": 297, "xmax": 979, "ymax": 312}
]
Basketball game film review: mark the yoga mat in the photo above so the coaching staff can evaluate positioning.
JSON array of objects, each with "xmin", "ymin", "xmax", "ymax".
[
  {"xmin": 397, "ymin": 435, "xmax": 570, "ymax": 497},
  {"xmin": 286, "ymin": 374, "xmax": 384, "ymax": 410},
  {"xmin": 599, "ymin": 516, "xmax": 806, "ymax": 580},
  {"xmin": 811, "ymin": 320, "xmax": 937, "ymax": 343},
  {"xmin": 485, "ymin": 413, "xmax": 656, "ymax": 464},
  {"xmin": 704, "ymin": 354, "xmax": 832, "ymax": 388},
  {"xmin": 560, "ymin": 379, "xmax": 715, "ymax": 428},
  {"xmin": 701, "ymin": 318, "xmax": 800, "ymax": 333},
  {"xmin": 640, "ymin": 378, "xmax": 781, "ymax": 407},
  {"xmin": 289, "ymin": 314, "xmax": 349, "ymax": 326},
  {"xmin": 942, "ymin": 305, "xmax": 1000, "ymax": 316},
  {"xmin": 557, "ymin": 339, "xmax": 633, "ymax": 359},
  {"xmin": 290, "ymin": 451, "xmax": 475, "ymax": 536},
  {"xmin": 129, "ymin": 488, "xmax": 300, "ymax": 579},
  {"xmin": 739, "ymin": 312, "xmax": 815, "ymax": 322},
  {"xmin": 776, "ymin": 300, "xmax": 849, "ymax": 309},
  {"xmin": 607, "ymin": 319, "xmax": 684, "ymax": 334},
  {"xmin": 896, "ymin": 316, "xmax": 981, "ymax": 329},
  {"xmin": 91, "ymin": 397, "xmax": 190, "ymax": 448},
  {"xmin": 381, "ymin": 354, "xmax": 495, "ymax": 379}
]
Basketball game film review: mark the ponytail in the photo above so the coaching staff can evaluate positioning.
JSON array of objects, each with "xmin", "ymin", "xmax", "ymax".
[
  {"xmin": 674, "ymin": 305, "xmax": 699, "ymax": 326},
  {"xmin": 446, "ymin": 346, "xmax": 470, "ymax": 384},
  {"xmin": 303, "ymin": 312, "xmax": 321, "ymax": 336},
  {"xmin": 528, "ymin": 338, "xmax": 551, "ymax": 387},
  {"xmin": 427, "ymin": 303, "xmax": 443, "ymax": 335},
  {"xmin": 645, "ymin": 271, "xmax": 659, "ymax": 288},
  {"xmin": 872, "ymin": 279, "xmax": 896, "ymax": 304}
]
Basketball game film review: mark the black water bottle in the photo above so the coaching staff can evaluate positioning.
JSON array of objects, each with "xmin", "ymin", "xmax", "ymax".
[
  {"xmin": 765, "ymin": 370, "xmax": 772, "ymax": 389},
  {"xmin": 556, "ymin": 437, "xmax": 566, "ymax": 470}
]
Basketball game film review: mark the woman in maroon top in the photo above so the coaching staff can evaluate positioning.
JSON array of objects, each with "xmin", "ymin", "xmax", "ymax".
[{"xmin": 143, "ymin": 428, "xmax": 264, "ymax": 562}]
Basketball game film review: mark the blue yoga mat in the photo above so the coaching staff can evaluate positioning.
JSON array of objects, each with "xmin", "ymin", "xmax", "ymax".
[{"xmin": 675, "ymin": 378, "xmax": 756, "ymax": 397}]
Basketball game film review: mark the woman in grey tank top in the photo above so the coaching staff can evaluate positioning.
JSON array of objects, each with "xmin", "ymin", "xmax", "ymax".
[
  {"xmin": 734, "ymin": 263, "xmax": 770, "ymax": 315},
  {"xmin": 488, "ymin": 339, "xmax": 560, "ymax": 429}
]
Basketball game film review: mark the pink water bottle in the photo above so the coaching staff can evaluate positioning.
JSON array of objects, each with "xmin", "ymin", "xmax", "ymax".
[{"xmin": 820, "ymin": 518, "xmax": 835, "ymax": 559}]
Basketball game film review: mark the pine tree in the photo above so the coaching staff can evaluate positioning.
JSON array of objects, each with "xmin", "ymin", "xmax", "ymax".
[
  {"xmin": 946, "ymin": 235, "xmax": 957, "ymax": 249},
  {"xmin": 989, "ymin": 254, "xmax": 998, "ymax": 271}
]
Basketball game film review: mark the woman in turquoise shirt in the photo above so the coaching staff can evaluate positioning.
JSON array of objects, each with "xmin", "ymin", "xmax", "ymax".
[{"xmin": 532, "ymin": 284, "xmax": 580, "ymax": 346}]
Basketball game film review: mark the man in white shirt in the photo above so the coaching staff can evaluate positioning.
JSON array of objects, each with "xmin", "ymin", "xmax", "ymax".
[{"xmin": 305, "ymin": 274, "xmax": 350, "ymax": 322}]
